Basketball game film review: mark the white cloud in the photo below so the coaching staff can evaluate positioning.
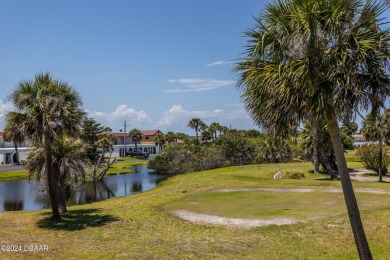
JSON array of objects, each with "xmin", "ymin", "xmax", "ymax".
[
  {"xmin": 164, "ymin": 78, "xmax": 235, "ymax": 93},
  {"xmin": 205, "ymin": 60, "xmax": 233, "ymax": 67},
  {"xmin": 87, "ymin": 105, "xmax": 152, "ymax": 131},
  {"xmin": 0, "ymin": 100, "xmax": 14, "ymax": 129},
  {"xmin": 155, "ymin": 104, "xmax": 254, "ymax": 134}
]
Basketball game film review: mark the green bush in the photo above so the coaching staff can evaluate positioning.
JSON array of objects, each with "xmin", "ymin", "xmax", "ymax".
[
  {"xmin": 148, "ymin": 144, "xmax": 225, "ymax": 175},
  {"xmin": 219, "ymin": 133, "xmax": 256, "ymax": 166},
  {"xmin": 254, "ymin": 136, "xmax": 292, "ymax": 163},
  {"xmin": 357, "ymin": 144, "xmax": 389, "ymax": 174}
]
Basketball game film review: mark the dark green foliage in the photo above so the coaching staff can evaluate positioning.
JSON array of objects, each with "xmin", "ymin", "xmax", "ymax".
[
  {"xmin": 341, "ymin": 133, "xmax": 354, "ymax": 150},
  {"xmin": 148, "ymin": 144, "xmax": 225, "ymax": 175},
  {"xmin": 219, "ymin": 133, "xmax": 256, "ymax": 166},
  {"xmin": 254, "ymin": 136, "xmax": 292, "ymax": 163},
  {"xmin": 357, "ymin": 144, "xmax": 389, "ymax": 174},
  {"xmin": 80, "ymin": 118, "xmax": 105, "ymax": 162},
  {"xmin": 340, "ymin": 122, "xmax": 358, "ymax": 137},
  {"xmin": 244, "ymin": 129, "xmax": 263, "ymax": 138}
]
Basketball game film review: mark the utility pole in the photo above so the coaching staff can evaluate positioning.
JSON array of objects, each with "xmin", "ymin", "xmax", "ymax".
[{"xmin": 124, "ymin": 120, "xmax": 127, "ymax": 157}]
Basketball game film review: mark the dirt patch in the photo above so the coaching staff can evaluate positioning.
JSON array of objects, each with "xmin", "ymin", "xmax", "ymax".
[{"xmin": 174, "ymin": 210, "xmax": 300, "ymax": 228}]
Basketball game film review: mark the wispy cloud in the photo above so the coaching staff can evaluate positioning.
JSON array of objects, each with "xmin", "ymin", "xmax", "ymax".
[
  {"xmin": 164, "ymin": 78, "xmax": 235, "ymax": 93},
  {"xmin": 205, "ymin": 60, "xmax": 233, "ymax": 67}
]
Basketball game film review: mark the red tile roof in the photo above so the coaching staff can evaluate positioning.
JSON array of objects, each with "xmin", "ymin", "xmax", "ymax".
[
  {"xmin": 102, "ymin": 130, "xmax": 161, "ymax": 137},
  {"xmin": 141, "ymin": 130, "xmax": 160, "ymax": 136}
]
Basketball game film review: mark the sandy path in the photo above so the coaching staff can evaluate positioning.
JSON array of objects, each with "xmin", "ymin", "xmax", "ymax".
[{"xmin": 174, "ymin": 210, "xmax": 300, "ymax": 228}]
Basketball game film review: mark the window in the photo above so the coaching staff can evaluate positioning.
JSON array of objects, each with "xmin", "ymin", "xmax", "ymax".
[{"xmin": 145, "ymin": 137, "xmax": 149, "ymax": 140}]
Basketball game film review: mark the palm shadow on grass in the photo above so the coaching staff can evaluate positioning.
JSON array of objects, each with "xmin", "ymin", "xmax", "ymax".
[{"xmin": 37, "ymin": 208, "xmax": 120, "ymax": 231}]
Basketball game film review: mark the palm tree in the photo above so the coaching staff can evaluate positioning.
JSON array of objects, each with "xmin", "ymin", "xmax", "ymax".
[
  {"xmin": 5, "ymin": 73, "xmax": 86, "ymax": 219},
  {"xmin": 129, "ymin": 128, "xmax": 142, "ymax": 152},
  {"xmin": 165, "ymin": 131, "xmax": 177, "ymax": 143},
  {"xmin": 209, "ymin": 122, "xmax": 220, "ymax": 140},
  {"xmin": 94, "ymin": 133, "xmax": 116, "ymax": 181},
  {"xmin": 187, "ymin": 118, "xmax": 206, "ymax": 141},
  {"xmin": 154, "ymin": 132, "xmax": 165, "ymax": 153},
  {"xmin": 235, "ymin": 1, "xmax": 390, "ymax": 258},
  {"xmin": 361, "ymin": 108, "xmax": 390, "ymax": 181},
  {"xmin": 26, "ymin": 136, "xmax": 89, "ymax": 212}
]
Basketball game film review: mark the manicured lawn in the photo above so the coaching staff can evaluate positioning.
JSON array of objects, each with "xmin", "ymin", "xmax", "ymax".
[
  {"xmin": 1, "ymin": 160, "xmax": 390, "ymax": 259},
  {"xmin": 0, "ymin": 170, "xmax": 29, "ymax": 181},
  {"xmin": 105, "ymin": 158, "xmax": 148, "ymax": 175}
]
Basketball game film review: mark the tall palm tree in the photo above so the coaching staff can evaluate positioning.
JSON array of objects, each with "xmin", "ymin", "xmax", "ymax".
[
  {"xmin": 187, "ymin": 118, "xmax": 205, "ymax": 141},
  {"xmin": 361, "ymin": 108, "xmax": 390, "ymax": 181},
  {"xmin": 26, "ymin": 136, "xmax": 89, "ymax": 212},
  {"xmin": 209, "ymin": 122, "xmax": 220, "ymax": 140},
  {"xmin": 5, "ymin": 73, "xmax": 86, "ymax": 219},
  {"xmin": 154, "ymin": 132, "xmax": 165, "ymax": 153},
  {"xmin": 235, "ymin": 0, "xmax": 390, "ymax": 258},
  {"xmin": 129, "ymin": 128, "xmax": 142, "ymax": 152}
]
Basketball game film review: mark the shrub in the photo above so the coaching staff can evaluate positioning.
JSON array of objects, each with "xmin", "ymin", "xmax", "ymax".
[
  {"xmin": 220, "ymin": 133, "xmax": 256, "ymax": 166},
  {"xmin": 357, "ymin": 144, "xmax": 389, "ymax": 174},
  {"xmin": 255, "ymin": 136, "xmax": 292, "ymax": 163},
  {"xmin": 285, "ymin": 171, "xmax": 305, "ymax": 179},
  {"xmin": 148, "ymin": 144, "xmax": 225, "ymax": 175}
]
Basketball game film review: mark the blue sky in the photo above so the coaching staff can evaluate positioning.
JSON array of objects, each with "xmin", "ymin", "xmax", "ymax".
[
  {"xmin": 0, "ymin": 0, "xmax": 270, "ymax": 134},
  {"xmin": 0, "ymin": 1, "xmax": 388, "ymax": 134}
]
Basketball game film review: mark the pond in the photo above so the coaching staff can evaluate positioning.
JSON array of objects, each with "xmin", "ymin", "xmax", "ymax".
[{"xmin": 0, "ymin": 166, "xmax": 166, "ymax": 211}]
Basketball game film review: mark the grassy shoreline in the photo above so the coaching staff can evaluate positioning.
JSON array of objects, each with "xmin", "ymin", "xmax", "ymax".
[
  {"xmin": 1, "ymin": 161, "xmax": 390, "ymax": 259},
  {"xmin": 0, "ymin": 158, "xmax": 148, "ymax": 181}
]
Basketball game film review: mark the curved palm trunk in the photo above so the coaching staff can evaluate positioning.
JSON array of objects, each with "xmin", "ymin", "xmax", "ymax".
[
  {"xmin": 44, "ymin": 136, "xmax": 60, "ymax": 219},
  {"xmin": 326, "ymin": 112, "xmax": 372, "ymax": 259}
]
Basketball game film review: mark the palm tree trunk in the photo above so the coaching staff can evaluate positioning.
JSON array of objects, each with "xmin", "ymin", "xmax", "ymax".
[
  {"xmin": 44, "ymin": 136, "xmax": 60, "ymax": 219},
  {"xmin": 326, "ymin": 112, "xmax": 372, "ymax": 259},
  {"xmin": 13, "ymin": 140, "xmax": 20, "ymax": 164},
  {"xmin": 378, "ymin": 132, "xmax": 383, "ymax": 182}
]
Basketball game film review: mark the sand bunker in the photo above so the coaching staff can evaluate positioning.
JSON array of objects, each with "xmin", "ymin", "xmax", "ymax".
[{"xmin": 174, "ymin": 210, "xmax": 299, "ymax": 228}]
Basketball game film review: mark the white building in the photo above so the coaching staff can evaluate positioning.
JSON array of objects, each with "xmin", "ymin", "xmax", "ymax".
[
  {"xmin": 352, "ymin": 134, "xmax": 366, "ymax": 147},
  {"xmin": 0, "ymin": 130, "xmax": 163, "ymax": 164},
  {"xmin": 110, "ymin": 130, "xmax": 163, "ymax": 157},
  {"xmin": 0, "ymin": 132, "xmax": 29, "ymax": 165}
]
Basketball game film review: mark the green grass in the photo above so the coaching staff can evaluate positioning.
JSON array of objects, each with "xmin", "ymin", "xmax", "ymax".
[
  {"xmin": 1, "ymin": 162, "xmax": 390, "ymax": 259},
  {"xmin": 0, "ymin": 170, "xmax": 28, "ymax": 180},
  {"xmin": 105, "ymin": 159, "xmax": 148, "ymax": 175},
  {"xmin": 163, "ymin": 189, "xmax": 390, "ymax": 220}
]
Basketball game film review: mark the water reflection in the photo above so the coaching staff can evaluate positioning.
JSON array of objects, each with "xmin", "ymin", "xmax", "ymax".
[{"xmin": 0, "ymin": 167, "xmax": 166, "ymax": 212}]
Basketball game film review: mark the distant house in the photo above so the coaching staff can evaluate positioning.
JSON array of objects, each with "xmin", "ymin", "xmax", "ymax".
[
  {"xmin": 352, "ymin": 134, "xmax": 366, "ymax": 147},
  {"xmin": 0, "ymin": 132, "xmax": 29, "ymax": 164},
  {"xmin": 109, "ymin": 129, "xmax": 163, "ymax": 157}
]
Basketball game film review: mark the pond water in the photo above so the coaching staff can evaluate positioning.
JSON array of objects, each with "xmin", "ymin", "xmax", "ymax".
[{"xmin": 0, "ymin": 166, "xmax": 166, "ymax": 212}]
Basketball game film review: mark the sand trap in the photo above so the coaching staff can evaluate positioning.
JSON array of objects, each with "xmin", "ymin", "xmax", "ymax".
[{"xmin": 174, "ymin": 210, "xmax": 299, "ymax": 228}]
